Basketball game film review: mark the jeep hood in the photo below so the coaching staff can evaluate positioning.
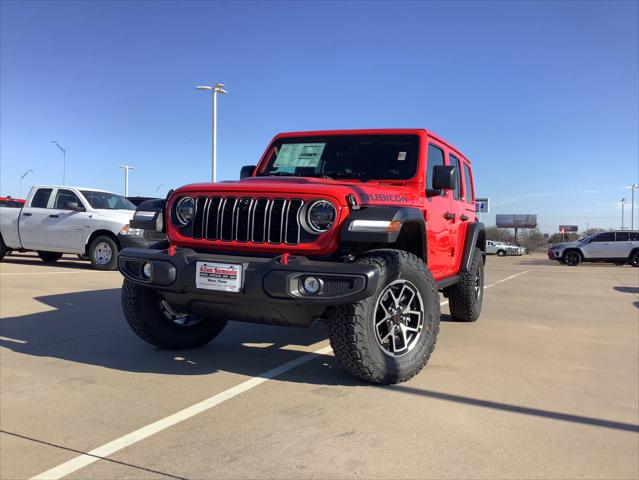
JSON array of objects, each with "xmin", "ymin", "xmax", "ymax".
[{"xmin": 174, "ymin": 177, "xmax": 422, "ymax": 208}]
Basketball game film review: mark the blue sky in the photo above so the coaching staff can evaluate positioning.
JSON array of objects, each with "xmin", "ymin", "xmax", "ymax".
[{"xmin": 1, "ymin": 0, "xmax": 637, "ymax": 232}]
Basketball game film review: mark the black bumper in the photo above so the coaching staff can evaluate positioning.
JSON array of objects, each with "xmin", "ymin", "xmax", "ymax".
[{"xmin": 118, "ymin": 248, "xmax": 380, "ymax": 327}]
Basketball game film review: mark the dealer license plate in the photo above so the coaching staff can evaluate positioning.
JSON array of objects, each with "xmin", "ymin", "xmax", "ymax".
[{"xmin": 195, "ymin": 262, "xmax": 243, "ymax": 292}]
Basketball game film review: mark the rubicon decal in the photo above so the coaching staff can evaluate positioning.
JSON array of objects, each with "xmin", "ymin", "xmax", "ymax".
[{"xmin": 360, "ymin": 193, "xmax": 409, "ymax": 203}]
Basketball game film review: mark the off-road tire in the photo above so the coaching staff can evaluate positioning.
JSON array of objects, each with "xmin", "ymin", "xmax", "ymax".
[
  {"xmin": 326, "ymin": 249, "xmax": 440, "ymax": 385},
  {"xmin": 122, "ymin": 279, "xmax": 227, "ymax": 349},
  {"xmin": 630, "ymin": 250, "xmax": 639, "ymax": 268},
  {"xmin": 37, "ymin": 251, "xmax": 63, "ymax": 263},
  {"xmin": 446, "ymin": 247, "xmax": 484, "ymax": 322},
  {"xmin": 89, "ymin": 235, "xmax": 119, "ymax": 270},
  {"xmin": 496, "ymin": 249, "xmax": 506, "ymax": 257},
  {"xmin": 563, "ymin": 250, "xmax": 582, "ymax": 266}
]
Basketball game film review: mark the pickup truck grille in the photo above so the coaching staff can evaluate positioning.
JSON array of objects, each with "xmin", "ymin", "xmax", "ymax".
[{"xmin": 183, "ymin": 196, "xmax": 307, "ymax": 245}]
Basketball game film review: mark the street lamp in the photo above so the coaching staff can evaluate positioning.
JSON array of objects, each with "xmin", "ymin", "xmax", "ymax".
[
  {"xmin": 50, "ymin": 141, "xmax": 67, "ymax": 185},
  {"xmin": 621, "ymin": 198, "xmax": 628, "ymax": 230},
  {"xmin": 627, "ymin": 184, "xmax": 638, "ymax": 230},
  {"xmin": 119, "ymin": 165, "xmax": 135, "ymax": 197},
  {"xmin": 196, "ymin": 83, "xmax": 228, "ymax": 182},
  {"xmin": 155, "ymin": 183, "xmax": 164, "ymax": 192},
  {"xmin": 20, "ymin": 169, "xmax": 34, "ymax": 197}
]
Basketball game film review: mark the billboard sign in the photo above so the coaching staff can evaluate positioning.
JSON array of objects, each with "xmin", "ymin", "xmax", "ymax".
[
  {"xmin": 475, "ymin": 198, "xmax": 490, "ymax": 213},
  {"xmin": 495, "ymin": 214, "xmax": 538, "ymax": 228},
  {"xmin": 559, "ymin": 225, "xmax": 578, "ymax": 233}
]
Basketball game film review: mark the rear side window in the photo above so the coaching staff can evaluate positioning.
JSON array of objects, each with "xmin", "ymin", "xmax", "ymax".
[
  {"xmin": 426, "ymin": 144, "xmax": 445, "ymax": 190},
  {"xmin": 462, "ymin": 163, "xmax": 474, "ymax": 204},
  {"xmin": 449, "ymin": 154, "xmax": 462, "ymax": 200},
  {"xmin": 54, "ymin": 189, "xmax": 82, "ymax": 209},
  {"xmin": 630, "ymin": 232, "xmax": 639, "ymax": 241},
  {"xmin": 593, "ymin": 232, "xmax": 615, "ymax": 242},
  {"xmin": 30, "ymin": 188, "xmax": 52, "ymax": 208}
]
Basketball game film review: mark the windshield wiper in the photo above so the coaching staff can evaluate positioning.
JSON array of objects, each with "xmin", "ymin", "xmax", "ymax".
[
  {"xmin": 322, "ymin": 171, "xmax": 369, "ymax": 182},
  {"xmin": 261, "ymin": 172, "xmax": 303, "ymax": 177}
]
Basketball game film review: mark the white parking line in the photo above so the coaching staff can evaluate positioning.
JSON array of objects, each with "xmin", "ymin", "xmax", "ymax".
[{"xmin": 31, "ymin": 269, "xmax": 529, "ymax": 480}]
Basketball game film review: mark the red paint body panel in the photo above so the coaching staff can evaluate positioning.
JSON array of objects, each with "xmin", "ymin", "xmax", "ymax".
[{"xmin": 166, "ymin": 129, "xmax": 475, "ymax": 282}]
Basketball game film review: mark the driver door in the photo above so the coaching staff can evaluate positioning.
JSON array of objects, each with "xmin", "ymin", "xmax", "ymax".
[
  {"xmin": 44, "ymin": 189, "xmax": 93, "ymax": 253},
  {"xmin": 581, "ymin": 232, "xmax": 615, "ymax": 259}
]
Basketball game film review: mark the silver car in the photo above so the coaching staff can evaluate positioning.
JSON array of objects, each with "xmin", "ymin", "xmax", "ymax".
[{"xmin": 548, "ymin": 230, "xmax": 639, "ymax": 266}]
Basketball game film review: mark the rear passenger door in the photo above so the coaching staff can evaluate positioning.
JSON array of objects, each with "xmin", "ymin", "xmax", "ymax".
[
  {"xmin": 612, "ymin": 232, "xmax": 633, "ymax": 258},
  {"xmin": 19, "ymin": 188, "xmax": 53, "ymax": 250},
  {"xmin": 447, "ymin": 153, "xmax": 466, "ymax": 269}
]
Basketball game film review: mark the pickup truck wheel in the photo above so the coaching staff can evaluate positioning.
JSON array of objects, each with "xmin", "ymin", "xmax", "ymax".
[
  {"xmin": 0, "ymin": 236, "xmax": 7, "ymax": 261},
  {"xmin": 630, "ymin": 250, "xmax": 639, "ymax": 268},
  {"xmin": 496, "ymin": 250, "xmax": 506, "ymax": 257},
  {"xmin": 121, "ymin": 279, "xmax": 227, "ymax": 349},
  {"xmin": 326, "ymin": 249, "xmax": 440, "ymax": 385},
  {"xmin": 89, "ymin": 235, "xmax": 118, "ymax": 270},
  {"xmin": 446, "ymin": 247, "xmax": 484, "ymax": 322},
  {"xmin": 563, "ymin": 250, "xmax": 582, "ymax": 266},
  {"xmin": 37, "ymin": 251, "xmax": 63, "ymax": 263}
]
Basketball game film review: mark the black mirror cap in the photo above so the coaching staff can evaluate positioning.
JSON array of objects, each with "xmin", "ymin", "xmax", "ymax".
[
  {"xmin": 432, "ymin": 165, "xmax": 456, "ymax": 191},
  {"xmin": 63, "ymin": 201, "xmax": 84, "ymax": 211},
  {"xmin": 240, "ymin": 165, "xmax": 257, "ymax": 179}
]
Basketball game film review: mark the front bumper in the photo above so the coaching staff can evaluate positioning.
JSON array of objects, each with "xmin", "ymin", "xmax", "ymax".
[
  {"xmin": 117, "ymin": 233, "xmax": 158, "ymax": 250},
  {"xmin": 547, "ymin": 249, "xmax": 562, "ymax": 260},
  {"xmin": 118, "ymin": 247, "xmax": 380, "ymax": 327}
]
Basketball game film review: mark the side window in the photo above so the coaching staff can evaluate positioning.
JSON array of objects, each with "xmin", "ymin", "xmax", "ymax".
[
  {"xmin": 30, "ymin": 188, "xmax": 52, "ymax": 208},
  {"xmin": 629, "ymin": 232, "xmax": 639, "ymax": 241},
  {"xmin": 426, "ymin": 144, "xmax": 445, "ymax": 190},
  {"xmin": 54, "ymin": 189, "xmax": 82, "ymax": 210},
  {"xmin": 593, "ymin": 232, "xmax": 615, "ymax": 242},
  {"xmin": 615, "ymin": 232, "xmax": 629, "ymax": 241},
  {"xmin": 448, "ymin": 154, "xmax": 461, "ymax": 200},
  {"xmin": 462, "ymin": 163, "xmax": 474, "ymax": 204}
]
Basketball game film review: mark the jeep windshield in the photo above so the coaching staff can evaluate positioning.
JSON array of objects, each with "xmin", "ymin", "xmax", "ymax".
[{"xmin": 257, "ymin": 134, "xmax": 419, "ymax": 181}]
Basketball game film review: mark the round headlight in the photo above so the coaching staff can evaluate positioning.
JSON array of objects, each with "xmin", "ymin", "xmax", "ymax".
[
  {"xmin": 305, "ymin": 200, "xmax": 336, "ymax": 233},
  {"xmin": 175, "ymin": 197, "xmax": 195, "ymax": 226}
]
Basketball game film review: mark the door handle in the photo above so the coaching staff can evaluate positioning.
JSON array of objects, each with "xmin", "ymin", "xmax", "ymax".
[
  {"xmin": 49, "ymin": 214, "xmax": 59, "ymax": 218},
  {"xmin": 22, "ymin": 212, "xmax": 32, "ymax": 217},
  {"xmin": 444, "ymin": 212, "xmax": 456, "ymax": 220},
  {"xmin": 460, "ymin": 214, "xmax": 469, "ymax": 221}
]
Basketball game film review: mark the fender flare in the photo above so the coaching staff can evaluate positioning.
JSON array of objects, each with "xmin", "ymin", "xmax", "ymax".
[
  {"xmin": 460, "ymin": 222, "xmax": 486, "ymax": 272},
  {"xmin": 340, "ymin": 206, "xmax": 427, "ymax": 259}
]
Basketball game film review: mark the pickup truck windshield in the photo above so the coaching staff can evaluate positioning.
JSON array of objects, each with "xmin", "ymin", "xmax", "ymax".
[
  {"xmin": 257, "ymin": 134, "xmax": 419, "ymax": 181},
  {"xmin": 81, "ymin": 191, "xmax": 135, "ymax": 210}
]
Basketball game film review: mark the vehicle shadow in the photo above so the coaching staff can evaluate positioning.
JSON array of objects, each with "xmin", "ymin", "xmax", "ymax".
[
  {"xmin": 2, "ymin": 289, "xmax": 637, "ymax": 434},
  {"xmin": 2, "ymin": 254, "xmax": 91, "ymax": 270},
  {"xmin": 614, "ymin": 286, "xmax": 639, "ymax": 295}
]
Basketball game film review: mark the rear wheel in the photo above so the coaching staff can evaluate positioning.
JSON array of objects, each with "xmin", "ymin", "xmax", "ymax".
[
  {"xmin": 0, "ymin": 236, "xmax": 7, "ymax": 261},
  {"xmin": 122, "ymin": 279, "xmax": 227, "ymax": 349},
  {"xmin": 563, "ymin": 250, "xmax": 582, "ymax": 266},
  {"xmin": 630, "ymin": 250, "xmax": 639, "ymax": 268},
  {"xmin": 326, "ymin": 249, "xmax": 440, "ymax": 385},
  {"xmin": 446, "ymin": 247, "xmax": 484, "ymax": 322},
  {"xmin": 37, "ymin": 251, "xmax": 63, "ymax": 263},
  {"xmin": 89, "ymin": 235, "xmax": 119, "ymax": 270},
  {"xmin": 496, "ymin": 250, "xmax": 506, "ymax": 257}
]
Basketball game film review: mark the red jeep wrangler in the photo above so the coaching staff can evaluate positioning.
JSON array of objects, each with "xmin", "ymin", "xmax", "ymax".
[{"xmin": 119, "ymin": 129, "xmax": 485, "ymax": 384}]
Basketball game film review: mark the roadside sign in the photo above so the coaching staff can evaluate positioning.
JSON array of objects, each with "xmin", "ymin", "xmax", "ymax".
[
  {"xmin": 496, "ymin": 214, "xmax": 538, "ymax": 228},
  {"xmin": 559, "ymin": 225, "xmax": 578, "ymax": 233},
  {"xmin": 475, "ymin": 198, "xmax": 490, "ymax": 213}
]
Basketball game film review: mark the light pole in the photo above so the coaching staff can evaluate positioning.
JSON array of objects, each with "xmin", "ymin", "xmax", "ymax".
[
  {"xmin": 621, "ymin": 198, "xmax": 628, "ymax": 230},
  {"xmin": 20, "ymin": 169, "xmax": 34, "ymax": 197},
  {"xmin": 50, "ymin": 141, "xmax": 67, "ymax": 185},
  {"xmin": 119, "ymin": 165, "xmax": 135, "ymax": 197},
  {"xmin": 627, "ymin": 184, "xmax": 638, "ymax": 230},
  {"xmin": 155, "ymin": 183, "xmax": 164, "ymax": 192},
  {"xmin": 196, "ymin": 83, "xmax": 228, "ymax": 182}
]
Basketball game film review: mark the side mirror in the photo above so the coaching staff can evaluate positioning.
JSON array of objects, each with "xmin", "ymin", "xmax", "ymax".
[
  {"xmin": 63, "ymin": 201, "xmax": 85, "ymax": 212},
  {"xmin": 432, "ymin": 165, "xmax": 456, "ymax": 190},
  {"xmin": 240, "ymin": 165, "xmax": 256, "ymax": 179}
]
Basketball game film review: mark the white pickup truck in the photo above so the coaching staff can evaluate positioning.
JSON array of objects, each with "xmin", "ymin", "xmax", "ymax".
[{"xmin": 0, "ymin": 185, "xmax": 152, "ymax": 270}]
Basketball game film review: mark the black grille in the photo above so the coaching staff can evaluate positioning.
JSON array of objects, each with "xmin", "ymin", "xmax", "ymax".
[
  {"xmin": 182, "ymin": 196, "xmax": 306, "ymax": 245},
  {"xmin": 322, "ymin": 278, "xmax": 354, "ymax": 296}
]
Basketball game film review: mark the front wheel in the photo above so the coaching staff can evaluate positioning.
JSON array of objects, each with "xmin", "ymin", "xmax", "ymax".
[
  {"xmin": 37, "ymin": 251, "xmax": 63, "ymax": 263},
  {"xmin": 630, "ymin": 250, "xmax": 639, "ymax": 268},
  {"xmin": 446, "ymin": 247, "xmax": 484, "ymax": 322},
  {"xmin": 496, "ymin": 250, "xmax": 506, "ymax": 257},
  {"xmin": 563, "ymin": 250, "xmax": 582, "ymax": 266},
  {"xmin": 0, "ymin": 236, "xmax": 7, "ymax": 261},
  {"xmin": 326, "ymin": 249, "xmax": 440, "ymax": 385},
  {"xmin": 122, "ymin": 280, "xmax": 228, "ymax": 349},
  {"xmin": 89, "ymin": 235, "xmax": 119, "ymax": 270}
]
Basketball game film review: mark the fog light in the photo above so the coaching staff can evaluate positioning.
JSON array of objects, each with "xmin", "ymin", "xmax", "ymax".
[
  {"xmin": 142, "ymin": 262, "xmax": 152, "ymax": 280},
  {"xmin": 302, "ymin": 276, "xmax": 322, "ymax": 295}
]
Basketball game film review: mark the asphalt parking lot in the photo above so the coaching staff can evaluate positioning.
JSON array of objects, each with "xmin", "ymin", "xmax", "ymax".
[{"xmin": 1, "ymin": 252, "xmax": 637, "ymax": 480}]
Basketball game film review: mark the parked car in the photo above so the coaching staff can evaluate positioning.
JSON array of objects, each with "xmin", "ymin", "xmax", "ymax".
[
  {"xmin": 118, "ymin": 128, "xmax": 486, "ymax": 385},
  {"xmin": 548, "ymin": 230, "xmax": 639, "ymax": 266},
  {"xmin": 0, "ymin": 185, "xmax": 157, "ymax": 270},
  {"xmin": 486, "ymin": 240, "xmax": 509, "ymax": 256},
  {"xmin": 0, "ymin": 196, "xmax": 26, "ymax": 208}
]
